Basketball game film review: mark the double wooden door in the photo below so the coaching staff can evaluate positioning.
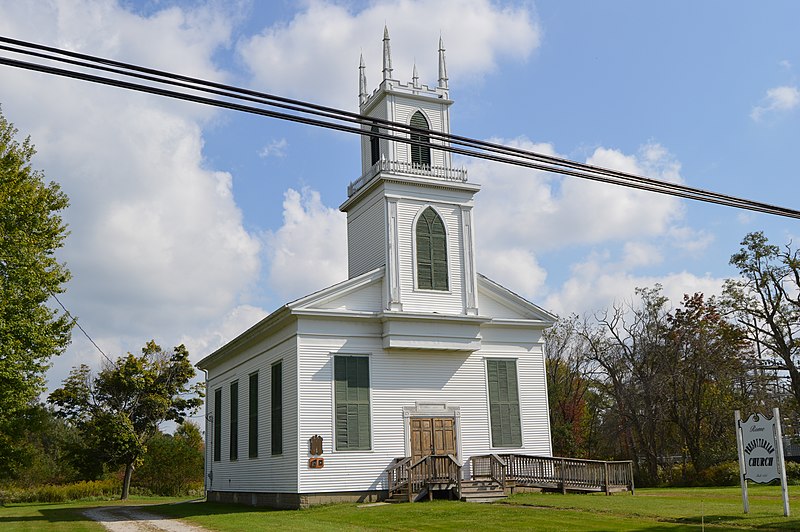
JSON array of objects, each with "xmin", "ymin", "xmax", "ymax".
[{"xmin": 410, "ymin": 417, "xmax": 456, "ymax": 462}]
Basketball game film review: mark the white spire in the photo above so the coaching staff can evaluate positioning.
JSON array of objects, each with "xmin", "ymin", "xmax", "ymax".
[
  {"xmin": 359, "ymin": 53, "xmax": 368, "ymax": 104},
  {"xmin": 412, "ymin": 62, "xmax": 419, "ymax": 88},
  {"xmin": 438, "ymin": 36, "xmax": 448, "ymax": 89},
  {"xmin": 382, "ymin": 25, "xmax": 393, "ymax": 80}
]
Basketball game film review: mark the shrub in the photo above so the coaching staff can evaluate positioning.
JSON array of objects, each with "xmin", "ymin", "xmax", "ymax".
[
  {"xmin": 0, "ymin": 479, "xmax": 119, "ymax": 503},
  {"xmin": 134, "ymin": 423, "xmax": 204, "ymax": 496}
]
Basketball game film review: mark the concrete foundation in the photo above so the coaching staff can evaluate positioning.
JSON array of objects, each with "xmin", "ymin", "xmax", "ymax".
[{"xmin": 206, "ymin": 489, "xmax": 388, "ymax": 509}]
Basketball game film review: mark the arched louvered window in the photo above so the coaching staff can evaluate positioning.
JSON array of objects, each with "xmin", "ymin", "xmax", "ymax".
[
  {"xmin": 370, "ymin": 125, "xmax": 380, "ymax": 166},
  {"xmin": 409, "ymin": 111, "xmax": 431, "ymax": 168},
  {"xmin": 416, "ymin": 207, "xmax": 448, "ymax": 291}
]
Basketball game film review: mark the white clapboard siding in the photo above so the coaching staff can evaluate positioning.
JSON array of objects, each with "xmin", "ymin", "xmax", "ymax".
[
  {"xmin": 295, "ymin": 316, "xmax": 551, "ymax": 493},
  {"xmin": 347, "ymin": 195, "xmax": 386, "ymax": 279},
  {"xmin": 205, "ymin": 333, "xmax": 299, "ymax": 493},
  {"xmin": 396, "ymin": 200, "xmax": 464, "ymax": 314}
]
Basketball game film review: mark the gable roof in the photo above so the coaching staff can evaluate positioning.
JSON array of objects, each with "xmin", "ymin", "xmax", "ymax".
[
  {"xmin": 476, "ymin": 273, "xmax": 558, "ymax": 325},
  {"xmin": 197, "ymin": 268, "xmax": 557, "ymax": 370}
]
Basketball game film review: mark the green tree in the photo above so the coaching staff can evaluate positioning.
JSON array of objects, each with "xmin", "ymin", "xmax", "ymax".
[
  {"xmin": 0, "ymin": 107, "xmax": 71, "ymax": 479},
  {"xmin": 723, "ymin": 232, "xmax": 800, "ymax": 406},
  {"xmin": 664, "ymin": 293, "xmax": 748, "ymax": 474},
  {"xmin": 135, "ymin": 422, "xmax": 204, "ymax": 496},
  {"xmin": 48, "ymin": 341, "xmax": 203, "ymax": 499}
]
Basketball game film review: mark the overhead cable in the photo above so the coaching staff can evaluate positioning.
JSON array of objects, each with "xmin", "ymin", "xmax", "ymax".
[{"xmin": 0, "ymin": 35, "xmax": 798, "ymax": 219}]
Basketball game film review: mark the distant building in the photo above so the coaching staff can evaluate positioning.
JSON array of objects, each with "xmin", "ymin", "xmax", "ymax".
[{"xmin": 197, "ymin": 28, "xmax": 556, "ymax": 509}]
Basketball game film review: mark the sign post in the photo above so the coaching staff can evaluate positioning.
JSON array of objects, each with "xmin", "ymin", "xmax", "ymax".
[{"xmin": 735, "ymin": 408, "xmax": 790, "ymax": 517}]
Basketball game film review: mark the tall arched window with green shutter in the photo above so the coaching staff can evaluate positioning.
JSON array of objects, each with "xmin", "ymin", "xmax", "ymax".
[
  {"xmin": 409, "ymin": 111, "xmax": 431, "ymax": 168},
  {"xmin": 416, "ymin": 207, "xmax": 448, "ymax": 290}
]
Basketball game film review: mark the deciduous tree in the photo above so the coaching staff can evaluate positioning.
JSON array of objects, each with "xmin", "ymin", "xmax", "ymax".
[
  {"xmin": 723, "ymin": 232, "xmax": 800, "ymax": 406},
  {"xmin": 665, "ymin": 293, "xmax": 748, "ymax": 473},
  {"xmin": 49, "ymin": 341, "xmax": 202, "ymax": 499},
  {"xmin": 0, "ymin": 106, "xmax": 71, "ymax": 478}
]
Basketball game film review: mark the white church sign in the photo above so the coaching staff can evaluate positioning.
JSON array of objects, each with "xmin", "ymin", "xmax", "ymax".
[{"xmin": 735, "ymin": 408, "xmax": 789, "ymax": 516}]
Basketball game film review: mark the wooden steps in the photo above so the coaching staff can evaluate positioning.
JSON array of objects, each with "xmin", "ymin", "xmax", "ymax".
[{"xmin": 459, "ymin": 479, "xmax": 507, "ymax": 503}]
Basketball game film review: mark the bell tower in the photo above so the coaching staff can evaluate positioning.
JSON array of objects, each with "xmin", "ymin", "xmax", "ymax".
[{"xmin": 341, "ymin": 28, "xmax": 480, "ymax": 317}]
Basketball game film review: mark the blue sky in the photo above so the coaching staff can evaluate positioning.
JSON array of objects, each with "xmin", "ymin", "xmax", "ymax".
[{"xmin": 0, "ymin": 1, "xmax": 798, "ymax": 393}]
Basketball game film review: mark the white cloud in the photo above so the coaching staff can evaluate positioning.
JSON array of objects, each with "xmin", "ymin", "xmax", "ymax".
[
  {"xmin": 264, "ymin": 187, "xmax": 348, "ymax": 301},
  {"xmin": 469, "ymin": 137, "xmax": 686, "ymax": 301},
  {"xmin": 751, "ymin": 85, "xmax": 800, "ymax": 121},
  {"xmin": 471, "ymin": 139, "xmax": 683, "ymax": 253},
  {"xmin": 0, "ymin": 2, "xmax": 262, "ymax": 385},
  {"xmin": 259, "ymin": 138, "xmax": 289, "ymax": 158},
  {"xmin": 478, "ymin": 247, "xmax": 548, "ymax": 299},
  {"xmin": 544, "ymin": 251, "xmax": 725, "ymax": 318},
  {"xmin": 237, "ymin": 0, "xmax": 540, "ymax": 109},
  {"xmin": 180, "ymin": 304, "xmax": 269, "ymax": 363},
  {"xmin": 667, "ymin": 226, "xmax": 714, "ymax": 253}
]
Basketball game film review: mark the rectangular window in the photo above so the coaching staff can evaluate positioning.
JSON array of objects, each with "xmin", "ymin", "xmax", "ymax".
[
  {"xmin": 334, "ymin": 355, "xmax": 371, "ymax": 450},
  {"xmin": 271, "ymin": 362, "xmax": 282, "ymax": 455},
  {"xmin": 229, "ymin": 381, "xmax": 238, "ymax": 461},
  {"xmin": 248, "ymin": 372, "xmax": 258, "ymax": 458},
  {"xmin": 487, "ymin": 359, "xmax": 522, "ymax": 448},
  {"xmin": 213, "ymin": 388, "xmax": 221, "ymax": 462}
]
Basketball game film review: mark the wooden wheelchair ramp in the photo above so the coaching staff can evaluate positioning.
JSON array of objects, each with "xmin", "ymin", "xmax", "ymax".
[{"xmin": 470, "ymin": 454, "xmax": 635, "ymax": 495}]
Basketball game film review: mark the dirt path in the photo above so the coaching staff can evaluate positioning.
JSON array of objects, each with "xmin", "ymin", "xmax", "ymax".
[{"xmin": 83, "ymin": 505, "xmax": 212, "ymax": 532}]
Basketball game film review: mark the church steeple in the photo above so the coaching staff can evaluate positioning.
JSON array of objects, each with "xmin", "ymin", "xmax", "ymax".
[
  {"xmin": 342, "ymin": 29, "xmax": 479, "ymax": 316},
  {"xmin": 382, "ymin": 25, "xmax": 393, "ymax": 80}
]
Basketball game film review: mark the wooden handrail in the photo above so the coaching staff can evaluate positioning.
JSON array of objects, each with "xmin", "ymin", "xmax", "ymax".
[
  {"xmin": 493, "ymin": 454, "xmax": 634, "ymax": 494},
  {"xmin": 469, "ymin": 454, "xmax": 507, "ymax": 492},
  {"xmin": 386, "ymin": 457, "xmax": 413, "ymax": 500}
]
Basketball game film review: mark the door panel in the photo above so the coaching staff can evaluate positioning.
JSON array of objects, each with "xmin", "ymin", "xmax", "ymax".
[
  {"xmin": 433, "ymin": 418, "xmax": 456, "ymax": 456},
  {"xmin": 410, "ymin": 417, "xmax": 456, "ymax": 461},
  {"xmin": 410, "ymin": 418, "xmax": 433, "ymax": 462}
]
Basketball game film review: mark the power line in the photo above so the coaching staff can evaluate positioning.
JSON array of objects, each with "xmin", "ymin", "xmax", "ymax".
[
  {"xmin": 0, "ymin": 35, "xmax": 799, "ymax": 221},
  {"xmin": 48, "ymin": 289, "xmax": 114, "ymax": 365}
]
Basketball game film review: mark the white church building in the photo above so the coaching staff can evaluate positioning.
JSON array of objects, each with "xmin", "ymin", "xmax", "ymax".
[{"xmin": 197, "ymin": 29, "xmax": 556, "ymax": 508}]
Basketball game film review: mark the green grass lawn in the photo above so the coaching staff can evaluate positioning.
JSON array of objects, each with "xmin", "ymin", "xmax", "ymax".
[
  {"xmin": 3, "ymin": 486, "xmax": 800, "ymax": 531},
  {"xmin": 0, "ymin": 496, "xmax": 197, "ymax": 532}
]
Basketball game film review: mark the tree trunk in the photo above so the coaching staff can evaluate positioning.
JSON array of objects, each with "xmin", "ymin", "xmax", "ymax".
[{"xmin": 121, "ymin": 462, "xmax": 134, "ymax": 500}]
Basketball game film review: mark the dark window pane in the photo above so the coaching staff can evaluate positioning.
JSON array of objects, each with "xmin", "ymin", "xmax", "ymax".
[
  {"xmin": 213, "ymin": 388, "xmax": 222, "ymax": 462},
  {"xmin": 230, "ymin": 381, "xmax": 238, "ymax": 461},
  {"xmin": 271, "ymin": 362, "xmax": 282, "ymax": 455},
  {"xmin": 249, "ymin": 372, "xmax": 258, "ymax": 458}
]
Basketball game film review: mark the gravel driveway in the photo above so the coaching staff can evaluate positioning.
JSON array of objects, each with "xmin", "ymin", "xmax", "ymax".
[{"xmin": 83, "ymin": 505, "xmax": 212, "ymax": 532}]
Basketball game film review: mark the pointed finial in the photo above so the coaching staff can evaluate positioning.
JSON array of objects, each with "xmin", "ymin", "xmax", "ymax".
[
  {"xmin": 383, "ymin": 25, "xmax": 393, "ymax": 80},
  {"xmin": 359, "ymin": 53, "xmax": 368, "ymax": 104},
  {"xmin": 438, "ymin": 35, "xmax": 448, "ymax": 89},
  {"xmin": 412, "ymin": 62, "xmax": 419, "ymax": 88}
]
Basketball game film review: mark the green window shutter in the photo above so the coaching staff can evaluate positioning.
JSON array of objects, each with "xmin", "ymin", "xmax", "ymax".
[
  {"xmin": 213, "ymin": 388, "xmax": 222, "ymax": 462},
  {"xmin": 334, "ymin": 356, "xmax": 371, "ymax": 450},
  {"xmin": 487, "ymin": 360, "xmax": 522, "ymax": 447},
  {"xmin": 248, "ymin": 372, "xmax": 258, "ymax": 458},
  {"xmin": 410, "ymin": 111, "xmax": 431, "ymax": 167},
  {"xmin": 416, "ymin": 208, "xmax": 448, "ymax": 291},
  {"xmin": 229, "ymin": 381, "xmax": 238, "ymax": 461},
  {"xmin": 271, "ymin": 362, "xmax": 282, "ymax": 455}
]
